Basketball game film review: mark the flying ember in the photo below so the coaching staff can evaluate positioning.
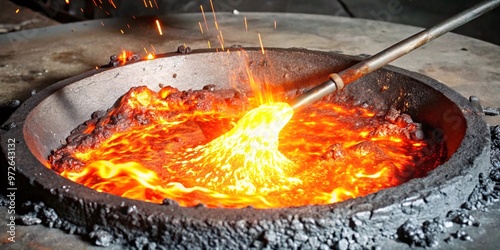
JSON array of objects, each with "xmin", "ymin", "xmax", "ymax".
[{"xmin": 49, "ymin": 83, "xmax": 446, "ymax": 209}]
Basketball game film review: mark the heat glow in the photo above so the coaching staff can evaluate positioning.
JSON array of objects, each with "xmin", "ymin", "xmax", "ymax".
[
  {"xmin": 50, "ymin": 82, "xmax": 445, "ymax": 209},
  {"xmin": 177, "ymin": 102, "xmax": 300, "ymax": 196}
]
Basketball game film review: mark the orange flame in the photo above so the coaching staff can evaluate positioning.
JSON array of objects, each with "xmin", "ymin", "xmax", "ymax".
[{"xmin": 117, "ymin": 50, "xmax": 134, "ymax": 64}]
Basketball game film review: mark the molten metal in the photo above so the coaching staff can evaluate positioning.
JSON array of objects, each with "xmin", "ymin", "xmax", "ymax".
[
  {"xmin": 176, "ymin": 102, "xmax": 299, "ymax": 196},
  {"xmin": 50, "ymin": 82, "xmax": 445, "ymax": 208}
]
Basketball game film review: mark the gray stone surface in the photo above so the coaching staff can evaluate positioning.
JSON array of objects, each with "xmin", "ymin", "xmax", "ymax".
[{"xmin": 1, "ymin": 186, "xmax": 500, "ymax": 249}]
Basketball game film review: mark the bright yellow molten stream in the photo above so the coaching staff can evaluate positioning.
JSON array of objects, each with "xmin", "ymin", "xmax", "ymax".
[{"xmin": 178, "ymin": 102, "xmax": 300, "ymax": 195}]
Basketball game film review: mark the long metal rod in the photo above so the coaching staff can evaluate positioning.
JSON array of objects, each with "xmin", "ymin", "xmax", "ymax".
[{"xmin": 290, "ymin": 0, "xmax": 500, "ymax": 111}]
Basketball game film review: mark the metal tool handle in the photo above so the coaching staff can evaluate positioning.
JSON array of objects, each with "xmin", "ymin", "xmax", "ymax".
[{"xmin": 290, "ymin": 0, "xmax": 500, "ymax": 110}]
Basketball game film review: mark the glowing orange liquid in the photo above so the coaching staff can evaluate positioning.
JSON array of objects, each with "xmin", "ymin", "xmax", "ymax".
[{"xmin": 53, "ymin": 86, "xmax": 445, "ymax": 208}]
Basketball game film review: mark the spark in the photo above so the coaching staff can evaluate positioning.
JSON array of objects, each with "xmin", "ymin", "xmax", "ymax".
[
  {"xmin": 146, "ymin": 53, "xmax": 155, "ymax": 60},
  {"xmin": 207, "ymin": 40, "xmax": 211, "ymax": 48},
  {"xmin": 100, "ymin": 21, "xmax": 104, "ymax": 26},
  {"xmin": 127, "ymin": 24, "xmax": 131, "ymax": 29},
  {"xmin": 198, "ymin": 22, "xmax": 204, "ymax": 34},
  {"xmin": 80, "ymin": 8, "xmax": 84, "ymax": 13},
  {"xmin": 92, "ymin": 0, "xmax": 97, "ymax": 6},
  {"xmin": 217, "ymin": 35, "xmax": 224, "ymax": 50},
  {"xmin": 150, "ymin": 44, "xmax": 156, "ymax": 52},
  {"xmin": 65, "ymin": 0, "xmax": 70, "ymax": 4},
  {"xmin": 149, "ymin": 0, "xmax": 153, "ymax": 8},
  {"xmin": 258, "ymin": 33, "xmax": 265, "ymax": 55},
  {"xmin": 15, "ymin": 9, "xmax": 20, "ymax": 14},
  {"xmin": 120, "ymin": 29, "xmax": 124, "ymax": 34},
  {"xmin": 219, "ymin": 30, "xmax": 224, "ymax": 44},
  {"xmin": 274, "ymin": 20, "xmax": 277, "ymax": 30},
  {"xmin": 156, "ymin": 20, "xmax": 163, "ymax": 35},
  {"xmin": 109, "ymin": 0, "xmax": 117, "ymax": 9},
  {"xmin": 244, "ymin": 16, "xmax": 248, "ymax": 32},
  {"xmin": 209, "ymin": 0, "xmax": 219, "ymax": 30},
  {"xmin": 143, "ymin": 47, "xmax": 148, "ymax": 54},
  {"xmin": 153, "ymin": 0, "xmax": 159, "ymax": 9},
  {"xmin": 200, "ymin": 5, "xmax": 209, "ymax": 32},
  {"xmin": 179, "ymin": 103, "xmax": 298, "ymax": 195},
  {"xmin": 143, "ymin": 0, "xmax": 147, "ymax": 7}
]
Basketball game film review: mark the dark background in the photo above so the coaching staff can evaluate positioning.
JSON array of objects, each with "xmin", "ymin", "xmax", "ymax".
[{"xmin": 7, "ymin": 0, "xmax": 500, "ymax": 45}]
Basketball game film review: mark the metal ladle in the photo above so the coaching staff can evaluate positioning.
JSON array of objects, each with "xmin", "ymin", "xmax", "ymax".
[{"xmin": 289, "ymin": 0, "xmax": 500, "ymax": 111}]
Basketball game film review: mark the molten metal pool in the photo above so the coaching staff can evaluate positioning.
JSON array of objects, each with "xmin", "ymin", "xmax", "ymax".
[{"xmin": 48, "ymin": 79, "xmax": 446, "ymax": 208}]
